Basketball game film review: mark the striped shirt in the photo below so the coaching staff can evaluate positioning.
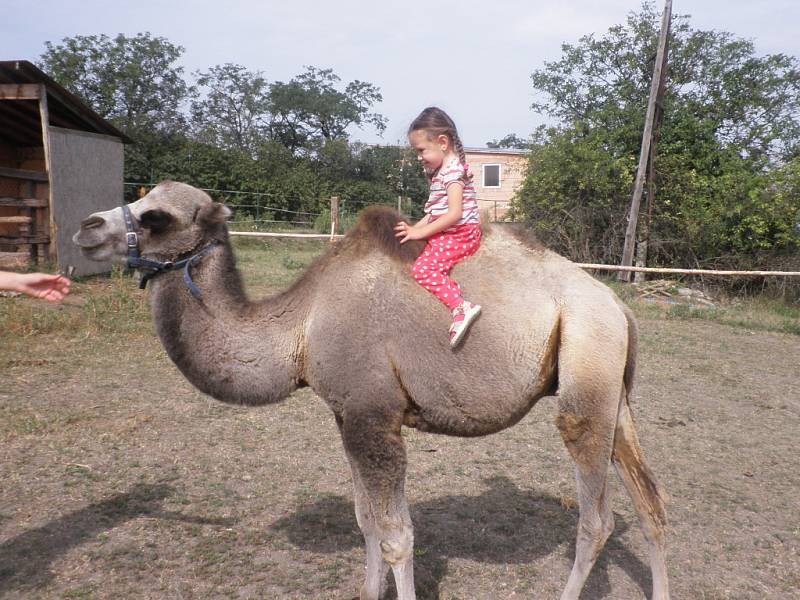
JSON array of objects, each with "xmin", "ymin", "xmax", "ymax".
[{"xmin": 424, "ymin": 157, "xmax": 479, "ymax": 230}]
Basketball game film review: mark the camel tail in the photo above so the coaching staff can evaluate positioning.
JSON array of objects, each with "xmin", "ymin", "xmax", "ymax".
[
  {"xmin": 619, "ymin": 301, "xmax": 638, "ymax": 401},
  {"xmin": 612, "ymin": 301, "xmax": 668, "ymax": 533}
]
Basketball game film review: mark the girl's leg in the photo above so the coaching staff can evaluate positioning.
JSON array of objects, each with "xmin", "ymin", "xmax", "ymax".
[
  {"xmin": 411, "ymin": 225, "xmax": 481, "ymax": 311},
  {"xmin": 410, "ymin": 224, "xmax": 482, "ymax": 345}
]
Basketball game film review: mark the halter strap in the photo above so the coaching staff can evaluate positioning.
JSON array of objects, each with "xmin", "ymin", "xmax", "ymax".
[{"xmin": 121, "ymin": 204, "xmax": 218, "ymax": 300}]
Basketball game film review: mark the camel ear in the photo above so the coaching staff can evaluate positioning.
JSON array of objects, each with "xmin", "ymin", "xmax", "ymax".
[
  {"xmin": 139, "ymin": 209, "xmax": 174, "ymax": 235},
  {"xmin": 195, "ymin": 202, "xmax": 232, "ymax": 226}
]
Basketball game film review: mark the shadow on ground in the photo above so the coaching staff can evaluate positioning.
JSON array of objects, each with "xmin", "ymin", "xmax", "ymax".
[
  {"xmin": 271, "ymin": 475, "xmax": 651, "ymax": 600},
  {"xmin": 0, "ymin": 483, "xmax": 235, "ymax": 596}
]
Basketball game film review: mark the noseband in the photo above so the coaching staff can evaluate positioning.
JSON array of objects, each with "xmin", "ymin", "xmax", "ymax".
[{"xmin": 121, "ymin": 204, "xmax": 218, "ymax": 300}]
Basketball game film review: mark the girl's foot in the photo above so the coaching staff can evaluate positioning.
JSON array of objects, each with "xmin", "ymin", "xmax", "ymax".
[{"xmin": 449, "ymin": 301, "xmax": 481, "ymax": 347}]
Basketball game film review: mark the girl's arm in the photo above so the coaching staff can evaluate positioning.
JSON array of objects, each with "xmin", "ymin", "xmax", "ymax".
[{"xmin": 395, "ymin": 184, "xmax": 463, "ymax": 244}]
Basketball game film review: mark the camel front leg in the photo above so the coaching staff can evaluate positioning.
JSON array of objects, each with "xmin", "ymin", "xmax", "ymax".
[
  {"xmin": 339, "ymin": 406, "xmax": 416, "ymax": 600},
  {"xmin": 347, "ymin": 451, "xmax": 391, "ymax": 599}
]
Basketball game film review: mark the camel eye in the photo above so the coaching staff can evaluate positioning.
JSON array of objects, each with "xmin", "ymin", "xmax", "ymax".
[{"xmin": 139, "ymin": 209, "xmax": 173, "ymax": 234}]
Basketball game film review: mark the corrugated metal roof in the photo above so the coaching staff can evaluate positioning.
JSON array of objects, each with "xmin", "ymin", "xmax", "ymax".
[{"xmin": 0, "ymin": 60, "xmax": 130, "ymax": 147}]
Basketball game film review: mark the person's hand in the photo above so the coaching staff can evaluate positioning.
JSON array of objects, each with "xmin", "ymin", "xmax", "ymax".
[
  {"xmin": 14, "ymin": 272, "xmax": 71, "ymax": 301},
  {"xmin": 394, "ymin": 221, "xmax": 420, "ymax": 244}
]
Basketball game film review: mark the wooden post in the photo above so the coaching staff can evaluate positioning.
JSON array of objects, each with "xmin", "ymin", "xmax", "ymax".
[
  {"xmin": 330, "ymin": 196, "xmax": 339, "ymax": 241},
  {"xmin": 38, "ymin": 84, "xmax": 53, "ymax": 264},
  {"xmin": 619, "ymin": 0, "xmax": 672, "ymax": 281},
  {"xmin": 639, "ymin": 14, "xmax": 671, "ymax": 281},
  {"xmin": 633, "ymin": 240, "xmax": 648, "ymax": 283}
]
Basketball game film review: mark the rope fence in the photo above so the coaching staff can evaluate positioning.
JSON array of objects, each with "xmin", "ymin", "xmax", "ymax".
[
  {"xmin": 124, "ymin": 182, "xmax": 322, "ymax": 230},
  {"xmin": 125, "ymin": 183, "xmax": 799, "ymax": 279},
  {"xmin": 577, "ymin": 264, "xmax": 800, "ymax": 277}
]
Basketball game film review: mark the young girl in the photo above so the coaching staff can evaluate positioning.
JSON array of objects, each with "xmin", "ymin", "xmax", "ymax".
[{"xmin": 394, "ymin": 107, "xmax": 482, "ymax": 347}]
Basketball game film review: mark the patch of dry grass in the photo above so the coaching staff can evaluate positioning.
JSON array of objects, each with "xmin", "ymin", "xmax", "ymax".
[{"xmin": 603, "ymin": 276, "xmax": 800, "ymax": 336}]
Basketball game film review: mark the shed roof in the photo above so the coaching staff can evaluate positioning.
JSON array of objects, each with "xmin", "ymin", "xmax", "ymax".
[
  {"xmin": 0, "ymin": 60, "xmax": 130, "ymax": 147},
  {"xmin": 464, "ymin": 147, "xmax": 529, "ymax": 156}
]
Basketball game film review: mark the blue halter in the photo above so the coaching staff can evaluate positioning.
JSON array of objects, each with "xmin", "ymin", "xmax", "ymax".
[{"xmin": 121, "ymin": 204, "xmax": 218, "ymax": 300}]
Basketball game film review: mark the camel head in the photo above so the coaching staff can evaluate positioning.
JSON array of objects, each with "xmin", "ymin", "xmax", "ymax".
[{"xmin": 73, "ymin": 181, "xmax": 232, "ymax": 263}]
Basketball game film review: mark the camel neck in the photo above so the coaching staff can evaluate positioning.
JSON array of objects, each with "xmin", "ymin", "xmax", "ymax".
[{"xmin": 148, "ymin": 240, "xmax": 308, "ymax": 406}]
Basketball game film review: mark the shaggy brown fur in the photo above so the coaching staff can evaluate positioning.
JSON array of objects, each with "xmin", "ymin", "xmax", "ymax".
[{"xmin": 342, "ymin": 205, "xmax": 427, "ymax": 263}]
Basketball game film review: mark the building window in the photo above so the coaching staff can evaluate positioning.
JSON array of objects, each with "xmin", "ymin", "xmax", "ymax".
[{"xmin": 483, "ymin": 164, "xmax": 501, "ymax": 188}]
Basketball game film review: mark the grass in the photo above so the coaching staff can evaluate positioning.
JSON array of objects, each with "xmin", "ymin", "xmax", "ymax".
[
  {"xmin": 229, "ymin": 237, "xmax": 328, "ymax": 295},
  {"xmin": 0, "ymin": 266, "xmax": 151, "ymax": 341},
  {"xmin": 602, "ymin": 276, "xmax": 800, "ymax": 336},
  {"xmin": 2, "ymin": 243, "xmax": 798, "ymax": 346},
  {"xmin": 0, "ymin": 238, "xmax": 324, "ymax": 343}
]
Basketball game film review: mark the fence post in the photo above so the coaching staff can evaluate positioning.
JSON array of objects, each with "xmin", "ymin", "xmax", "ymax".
[
  {"xmin": 634, "ymin": 240, "xmax": 648, "ymax": 284},
  {"xmin": 330, "ymin": 196, "xmax": 339, "ymax": 241}
]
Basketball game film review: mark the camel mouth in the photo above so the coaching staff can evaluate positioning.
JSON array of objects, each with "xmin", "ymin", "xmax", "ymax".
[
  {"xmin": 75, "ymin": 240, "xmax": 102, "ymax": 251},
  {"xmin": 72, "ymin": 235, "xmax": 103, "ymax": 252},
  {"xmin": 72, "ymin": 231, "xmax": 108, "ymax": 257}
]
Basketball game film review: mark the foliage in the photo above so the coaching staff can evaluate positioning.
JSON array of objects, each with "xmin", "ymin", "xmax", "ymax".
[
  {"xmin": 191, "ymin": 63, "xmax": 271, "ymax": 154},
  {"xmin": 39, "ymin": 33, "xmax": 190, "ymax": 136},
  {"xmin": 511, "ymin": 124, "xmax": 636, "ymax": 263},
  {"xmin": 513, "ymin": 1, "xmax": 800, "ymax": 278},
  {"xmin": 38, "ymin": 34, "xmax": 417, "ymax": 222},
  {"xmin": 487, "ymin": 134, "xmax": 529, "ymax": 149},
  {"xmin": 268, "ymin": 66, "xmax": 387, "ymax": 154}
]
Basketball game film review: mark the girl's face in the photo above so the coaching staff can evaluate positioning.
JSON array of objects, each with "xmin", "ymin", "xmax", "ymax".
[{"xmin": 409, "ymin": 130, "xmax": 449, "ymax": 173}]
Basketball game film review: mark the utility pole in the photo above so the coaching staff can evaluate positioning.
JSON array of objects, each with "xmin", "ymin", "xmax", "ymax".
[{"xmin": 619, "ymin": 0, "xmax": 673, "ymax": 281}]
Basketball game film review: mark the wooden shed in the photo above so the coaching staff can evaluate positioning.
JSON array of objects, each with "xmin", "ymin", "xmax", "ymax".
[{"xmin": 0, "ymin": 60, "xmax": 129, "ymax": 275}]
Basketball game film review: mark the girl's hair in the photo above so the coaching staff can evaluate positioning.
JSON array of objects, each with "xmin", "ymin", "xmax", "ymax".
[{"xmin": 408, "ymin": 107, "xmax": 472, "ymax": 183}]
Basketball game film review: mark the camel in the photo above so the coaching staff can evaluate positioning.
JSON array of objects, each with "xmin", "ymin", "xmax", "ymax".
[{"xmin": 73, "ymin": 181, "xmax": 669, "ymax": 600}]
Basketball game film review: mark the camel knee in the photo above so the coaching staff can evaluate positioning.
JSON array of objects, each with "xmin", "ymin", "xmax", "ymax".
[
  {"xmin": 556, "ymin": 412, "xmax": 608, "ymax": 467},
  {"xmin": 379, "ymin": 527, "xmax": 414, "ymax": 566}
]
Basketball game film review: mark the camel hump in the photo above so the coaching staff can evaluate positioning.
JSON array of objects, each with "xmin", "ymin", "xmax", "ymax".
[{"xmin": 345, "ymin": 205, "xmax": 426, "ymax": 263}]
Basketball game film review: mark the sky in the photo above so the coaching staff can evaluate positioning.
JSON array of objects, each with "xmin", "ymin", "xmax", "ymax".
[{"xmin": 3, "ymin": 0, "xmax": 800, "ymax": 148}]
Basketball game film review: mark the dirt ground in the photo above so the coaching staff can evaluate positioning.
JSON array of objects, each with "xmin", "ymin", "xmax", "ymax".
[{"xmin": 1, "ymin": 281, "xmax": 799, "ymax": 598}]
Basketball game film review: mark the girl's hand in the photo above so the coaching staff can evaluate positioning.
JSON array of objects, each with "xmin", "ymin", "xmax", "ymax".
[{"xmin": 394, "ymin": 221, "xmax": 419, "ymax": 244}]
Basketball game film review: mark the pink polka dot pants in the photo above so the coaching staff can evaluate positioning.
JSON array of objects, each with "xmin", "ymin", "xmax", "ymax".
[{"xmin": 411, "ymin": 223, "xmax": 481, "ymax": 310}]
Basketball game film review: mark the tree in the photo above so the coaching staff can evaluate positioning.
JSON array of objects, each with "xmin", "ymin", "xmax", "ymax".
[
  {"xmin": 40, "ymin": 33, "xmax": 192, "ymax": 183},
  {"xmin": 513, "ymin": 1, "xmax": 800, "ymax": 271},
  {"xmin": 268, "ymin": 66, "xmax": 387, "ymax": 153},
  {"xmin": 487, "ymin": 134, "xmax": 529, "ymax": 149},
  {"xmin": 191, "ymin": 63, "xmax": 270, "ymax": 154},
  {"xmin": 39, "ymin": 33, "xmax": 190, "ymax": 136}
]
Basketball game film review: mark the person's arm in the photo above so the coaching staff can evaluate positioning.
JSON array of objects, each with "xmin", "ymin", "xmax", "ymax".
[
  {"xmin": 395, "ymin": 183, "xmax": 464, "ymax": 244},
  {"xmin": 0, "ymin": 271, "xmax": 71, "ymax": 301},
  {"xmin": 394, "ymin": 213, "xmax": 432, "ymax": 239}
]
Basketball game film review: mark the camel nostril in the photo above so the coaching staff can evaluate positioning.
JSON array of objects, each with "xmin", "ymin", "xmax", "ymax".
[{"xmin": 80, "ymin": 215, "xmax": 105, "ymax": 230}]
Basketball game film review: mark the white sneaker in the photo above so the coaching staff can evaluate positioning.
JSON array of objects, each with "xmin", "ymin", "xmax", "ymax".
[{"xmin": 449, "ymin": 301, "xmax": 482, "ymax": 347}]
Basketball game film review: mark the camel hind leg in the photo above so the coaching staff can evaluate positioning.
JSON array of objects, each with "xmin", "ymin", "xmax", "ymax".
[
  {"xmin": 612, "ymin": 393, "xmax": 669, "ymax": 600},
  {"xmin": 555, "ymin": 389, "xmax": 618, "ymax": 600}
]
